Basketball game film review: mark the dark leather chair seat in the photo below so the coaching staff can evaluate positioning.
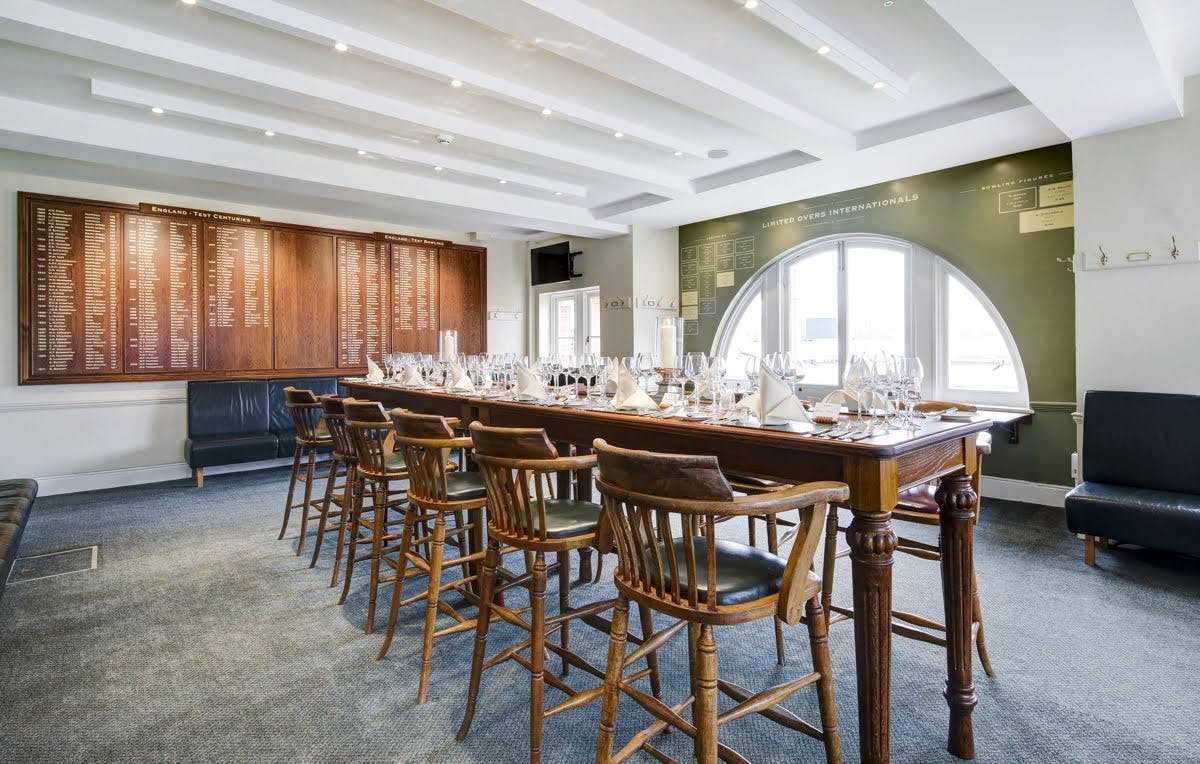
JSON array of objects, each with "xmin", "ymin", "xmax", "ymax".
[
  {"xmin": 1066, "ymin": 482, "xmax": 1200, "ymax": 557},
  {"xmin": 530, "ymin": 499, "xmax": 602, "ymax": 538},
  {"xmin": 896, "ymin": 484, "xmax": 939, "ymax": 513},
  {"xmin": 444, "ymin": 472, "xmax": 487, "ymax": 502},
  {"xmin": 653, "ymin": 537, "xmax": 813, "ymax": 607}
]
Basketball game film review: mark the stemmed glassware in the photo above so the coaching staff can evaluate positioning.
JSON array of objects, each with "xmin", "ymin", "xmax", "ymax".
[
  {"xmin": 577, "ymin": 354, "xmax": 597, "ymax": 406},
  {"xmin": 635, "ymin": 352, "xmax": 657, "ymax": 394},
  {"xmin": 843, "ymin": 354, "xmax": 872, "ymax": 431},
  {"xmin": 682, "ymin": 351, "xmax": 708, "ymax": 414},
  {"xmin": 899, "ymin": 356, "xmax": 925, "ymax": 430}
]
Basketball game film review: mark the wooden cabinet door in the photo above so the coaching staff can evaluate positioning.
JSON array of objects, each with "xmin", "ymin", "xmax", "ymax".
[{"xmin": 438, "ymin": 246, "xmax": 487, "ymax": 354}]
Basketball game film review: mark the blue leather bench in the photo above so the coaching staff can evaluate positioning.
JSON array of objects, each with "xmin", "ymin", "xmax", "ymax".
[
  {"xmin": 1065, "ymin": 390, "xmax": 1200, "ymax": 565},
  {"xmin": 185, "ymin": 378, "xmax": 338, "ymax": 487}
]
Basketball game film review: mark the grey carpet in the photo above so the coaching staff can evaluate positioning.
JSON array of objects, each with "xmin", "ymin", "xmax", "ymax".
[{"xmin": 0, "ymin": 468, "xmax": 1196, "ymax": 763}]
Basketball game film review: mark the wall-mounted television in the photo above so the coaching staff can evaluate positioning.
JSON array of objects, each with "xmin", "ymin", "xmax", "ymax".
[{"xmin": 530, "ymin": 241, "xmax": 583, "ymax": 286}]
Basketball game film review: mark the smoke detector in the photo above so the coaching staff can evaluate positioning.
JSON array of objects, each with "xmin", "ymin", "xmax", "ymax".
[
  {"xmin": 707, "ymin": 148, "xmax": 729, "ymax": 159},
  {"xmin": 435, "ymin": 134, "xmax": 455, "ymax": 146}
]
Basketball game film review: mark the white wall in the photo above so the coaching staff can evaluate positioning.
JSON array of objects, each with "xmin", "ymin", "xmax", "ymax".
[
  {"xmin": 1073, "ymin": 74, "xmax": 1200, "ymax": 402},
  {"xmin": 0, "ymin": 161, "xmax": 524, "ymax": 493}
]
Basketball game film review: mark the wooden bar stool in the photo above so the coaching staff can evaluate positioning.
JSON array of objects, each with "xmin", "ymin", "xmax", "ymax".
[
  {"xmin": 309, "ymin": 396, "xmax": 358, "ymax": 582},
  {"xmin": 821, "ymin": 402, "xmax": 996, "ymax": 677},
  {"xmin": 340, "ymin": 399, "xmax": 409, "ymax": 635},
  {"xmin": 279, "ymin": 387, "xmax": 333, "ymax": 555},
  {"xmin": 459, "ymin": 423, "xmax": 660, "ymax": 764},
  {"xmin": 592, "ymin": 439, "xmax": 848, "ymax": 764},
  {"xmin": 376, "ymin": 410, "xmax": 491, "ymax": 705}
]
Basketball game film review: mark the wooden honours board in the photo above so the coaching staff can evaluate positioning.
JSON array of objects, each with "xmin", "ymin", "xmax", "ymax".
[{"xmin": 17, "ymin": 192, "xmax": 487, "ymax": 385}]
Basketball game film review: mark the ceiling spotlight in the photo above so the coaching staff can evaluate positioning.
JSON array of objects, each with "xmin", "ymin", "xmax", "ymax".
[
  {"xmin": 181, "ymin": 0, "xmax": 197, "ymax": 5},
  {"xmin": 263, "ymin": 130, "xmax": 275, "ymax": 137},
  {"xmin": 883, "ymin": 0, "xmax": 895, "ymax": 6},
  {"xmin": 541, "ymin": 107, "xmax": 553, "ymax": 116},
  {"xmin": 499, "ymin": 179, "xmax": 508, "ymax": 184},
  {"xmin": 555, "ymin": 191, "xmax": 563, "ymax": 196},
  {"xmin": 357, "ymin": 149, "xmax": 367, "ymax": 156},
  {"xmin": 333, "ymin": 41, "xmax": 348, "ymax": 52},
  {"xmin": 673, "ymin": 150, "xmax": 684, "ymax": 157},
  {"xmin": 613, "ymin": 131, "xmax": 624, "ymax": 138},
  {"xmin": 151, "ymin": 106, "xmax": 164, "ymax": 114},
  {"xmin": 434, "ymin": 165, "xmax": 443, "ymax": 172},
  {"xmin": 744, "ymin": 0, "xmax": 759, "ymax": 8},
  {"xmin": 450, "ymin": 79, "xmax": 463, "ymax": 88},
  {"xmin": 873, "ymin": 80, "xmax": 886, "ymax": 89},
  {"xmin": 817, "ymin": 44, "xmax": 831, "ymax": 55}
]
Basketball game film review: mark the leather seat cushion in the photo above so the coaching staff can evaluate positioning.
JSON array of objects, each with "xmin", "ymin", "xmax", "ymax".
[
  {"xmin": 186, "ymin": 435, "xmax": 279, "ymax": 468},
  {"xmin": 444, "ymin": 472, "xmax": 487, "ymax": 502},
  {"xmin": 896, "ymin": 484, "xmax": 939, "ymax": 514},
  {"xmin": 655, "ymin": 538, "xmax": 788, "ymax": 606},
  {"xmin": 0, "ymin": 498, "xmax": 33, "ymax": 530},
  {"xmin": 0, "ymin": 479, "xmax": 38, "ymax": 502},
  {"xmin": 530, "ymin": 499, "xmax": 602, "ymax": 539},
  {"xmin": 1065, "ymin": 482, "xmax": 1200, "ymax": 556}
]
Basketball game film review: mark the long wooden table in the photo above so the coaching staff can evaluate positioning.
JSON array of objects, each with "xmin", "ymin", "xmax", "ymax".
[{"xmin": 343, "ymin": 381, "xmax": 998, "ymax": 763}]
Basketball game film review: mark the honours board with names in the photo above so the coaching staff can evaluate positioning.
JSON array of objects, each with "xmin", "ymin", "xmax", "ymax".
[{"xmin": 18, "ymin": 192, "xmax": 485, "ymax": 384}]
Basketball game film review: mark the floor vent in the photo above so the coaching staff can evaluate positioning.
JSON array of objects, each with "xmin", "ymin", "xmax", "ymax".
[{"xmin": 8, "ymin": 546, "xmax": 98, "ymax": 584}]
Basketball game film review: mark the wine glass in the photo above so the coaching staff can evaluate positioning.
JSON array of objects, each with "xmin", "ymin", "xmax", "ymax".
[
  {"xmin": 682, "ymin": 351, "xmax": 708, "ymax": 413},
  {"xmin": 742, "ymin": 353, "xmax": 760, "ymax": 391},
  {"xmin": 843, "ymin": 354, "xmax": 872, "ymax": 430},
  {"xmin": 635, "ymin": 351, "xmax": 656, "ymax": 394},
  {"xmin": 899, "ymin": 356, "xmax": 925, "ymax": 430},
  {"xmin": 577, "ymin": 354, "xmax": 597, "ymax": 405}
]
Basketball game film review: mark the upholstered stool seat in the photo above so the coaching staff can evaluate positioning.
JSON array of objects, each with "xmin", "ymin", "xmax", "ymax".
[
  {"xmin": 531, "ymin": 498, "xmax": 601, "ymax": 538},
  {"xmin": 443, "ymin": 471, "xmax": 487, "ymax": 502},
  {"xmin": 653, "ymin": 538, "xmax": 811, "ymax": 607}
]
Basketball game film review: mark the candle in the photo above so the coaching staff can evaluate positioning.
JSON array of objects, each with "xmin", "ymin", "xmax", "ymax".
[
  {"xmin": 659, "ymin": 322, "xmax": 677, "ymax": 369},
  {"xmin": 439, "ymin": 330, "xmax": 457, "ymax": 362}
]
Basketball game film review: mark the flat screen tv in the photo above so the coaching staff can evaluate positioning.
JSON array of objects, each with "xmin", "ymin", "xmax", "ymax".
[{"xmin": 531, "ymin": 242, "xmax": 581, "ymax": 286}]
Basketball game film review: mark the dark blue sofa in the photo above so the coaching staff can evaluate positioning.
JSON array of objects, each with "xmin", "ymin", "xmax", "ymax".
[
  {"xmin": 1065, "ymin": 390, "xmax": 1200, "ymax": 564},
  {"xmin": 0, "ymin": 479, "xmax": 38, "ymax": 599},
  {"xmin": 185, "ymin": 377, "xmax": 338, "ymax": 487}
]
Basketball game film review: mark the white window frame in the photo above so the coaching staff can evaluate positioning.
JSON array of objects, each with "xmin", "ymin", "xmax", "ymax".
[
  {"xmin": 711, "ymin": 233, "xmax": 1029, "ymax": 408},
  {"xmin": 539, "ymin": 285, "xmax": 600, "ymax": 358}
]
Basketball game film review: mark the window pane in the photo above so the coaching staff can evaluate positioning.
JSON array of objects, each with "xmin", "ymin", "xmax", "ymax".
[
  {"xmin": 946, "ymin": 274, "xmax": 1018, "ymax": 391},
  {"xmin": 587, "ymin": 292, "xmax": 601, "ymax": 354},
  {"xmin": 554, "ymin": 297, "xmax": 576, "ymax": 358},
  {"xmin": 847, "ymin": 245, "xmax": 906, "ymax": 361},
  {"xmin": 786, "ymin": 249, "xmax": 839, "ymax": 385},
  {"xmin": 721, "ymin": 291, "xmax": 762, "ymax": 379}
]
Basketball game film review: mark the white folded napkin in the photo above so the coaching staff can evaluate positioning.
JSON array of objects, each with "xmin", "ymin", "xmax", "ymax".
[
  {"xmin": 736, "ymin": 362, "xmax": 812, "ymax": 425},
  {"xmin": 604, "ymin": 358, "xmax": 618, "ymax": 395},
  {"xmin": 822, "ymin": 389, "xmax": 861, "ymax": 411},
  {"xmin": 611, "ymin": 363, "xmax": 658, "ymax": 411},
  {"xmin": 515, "ymin": 364, "xmax": 550, "ymax": 402},
  {"xmin": 366, "ymin": 357, "xmax": 385, "ymax": 383},
  {"xmin": 447, "ymin": 362, "xmax": 476, "ymax": 394},
  {"xmin": 400, "ymin": 363, "xmax": 425, "ymax": 386}
]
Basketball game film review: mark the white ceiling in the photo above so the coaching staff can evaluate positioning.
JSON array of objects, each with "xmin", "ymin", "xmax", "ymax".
[{"xmin": 0, "ymin": 0, "xmax": 1196, "ymax": 240}]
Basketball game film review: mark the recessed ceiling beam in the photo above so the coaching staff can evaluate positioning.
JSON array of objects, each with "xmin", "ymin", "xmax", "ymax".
[
  {"xmin": 89, "ymin": 79, "xmax": 588, "ymax": 197},
  {"xmin": 512, "ymin": 0, "xmax": 855, "ymax": 158},
  {"xmin": 0, "ymin": 0, "xmax": 691, "ymax": 194},
  {"xmin": 0, "ymin": 95, "xmax": 629, "ymax": 237},
  {"xmin": 199, "ymin": 0, "xmax": 712, "ymax": 158}
]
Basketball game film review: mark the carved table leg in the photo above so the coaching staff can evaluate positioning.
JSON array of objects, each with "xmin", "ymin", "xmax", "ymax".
[
  {"xmin": 936, "ymin": 474, "xmax": 979, "ymax": 760},
  {"xmin": 848, "ymin": 507, "xmax": 897, "ymax": 764}
]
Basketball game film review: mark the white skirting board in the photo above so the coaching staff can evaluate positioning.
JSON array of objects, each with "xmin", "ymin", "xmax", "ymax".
[
  {"xmin": 33, "ymin": 458, "xmax": 304, "ymax": 497},
  {"xmin": 981, "ymin": 476, "xmax": 1069, "ymax": 508}
]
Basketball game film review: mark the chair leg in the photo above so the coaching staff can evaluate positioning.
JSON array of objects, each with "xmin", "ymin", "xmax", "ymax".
[
  {"xmin": 309, "ymin": 458, "xmax": 340, "ymax": 568},
  {"xmin": 365, "ymin": 482, "xmax": 387, "ymax": 634},
  {"xmin": 766, "ymin": 515, "xmax": 785, "ymax": 665},
  {"xmin": 279, "ymin": 446, "xmax": 303, "ymax": 539},
  {"xmin": 457, "ymin": 536, "xmax": 500, "ymax": 741},
  {"xmin": 415, "ymin": 513, "xmax": 447, "ymax": 704},
  {"xmin": 805, "ymin": 596, "xmax": 841, "ymax": 764},
  {"xmin": 821, "ymin": 504, "xmax": 840, "ymax": 626},
  {"xmin": 295, "ymin": 447, "xmax": 318, "ymax": 556},
  {"xmin": 972, "ymin": 568, "xmax": 996, "ymax": 678},
  {"xmin": 529, "ymin": 552, "xmax": 548, "ymax": 764},
  {"xmin": 595, "ymin": 593, "xmax": 630, "ymax": 764},
  {"xmin": 636, "ymin": 602, "xmax": 662, "ymax": 700},
  {"xmin": 557, "ymin": 551, "xmax": 571, "ymax": 677},
  {"xmin": 193, "ymin": 467, "xmax": 204, "ymax": 488},
  {"xmin": 693, "ymin": 624, "xmax": 719, "ymax": 764},
  {"xmin": 377, "ymin": 503, "xmax": 418, "ymax": 662},
  {"xmin": 337, "ymin": 473, "xmax": 362, "ymax": 600},
  {"xmin": 1083, "ymin": 534, "xmax": 1096, "ymax": 566}
]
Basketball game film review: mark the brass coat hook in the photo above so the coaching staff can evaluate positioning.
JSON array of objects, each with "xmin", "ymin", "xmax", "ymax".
[
  {"xmin": 1098, "ymin": 245, "xmax": 1109, "ymax": 266},
  {"xmin": 1171, "ymin": 235, "xmax": 1180, "ymax": 259}
]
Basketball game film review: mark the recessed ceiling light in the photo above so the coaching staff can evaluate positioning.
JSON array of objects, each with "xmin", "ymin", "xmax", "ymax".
[
  {"xmin": 151, "ymin": 106, "xmax": 164, "ymax": 114},
  {"xmin": 613, "ymin": 131, "xmax": 624, "ymax": 138},
  {"xmin": 673, "ymin": 150, "xmax": 684, "ymax": 157},
  {"xmin": 883, "ymin": 0, "xmax": 895, "ymax": 6},
  {"xmin": 744, "ymin": 0, "xmax": 759, "ymax": 8},
  {"xmin": 434, "ymin": 165, "xmax": 443, "ymax": 172},
  {"xmin": 333, "ymin": 41, "xmax": 348, "ymax": 52},
  {"xmin": 499, "ymin": 179, "xmax": 508, "ymax": 184},
  {"xmin": 450, "ymin": 79, "xmax": 463, "ymax": 88},
  {"xmin": 873, "ymin": 80, "xmax": 886, "ymax": 89},
  {"xmin": 541, "ymin": 107, "xmax": 553, "ymax": 116},
  {"xmin": 555, "ymin": 191, "xmax": 563, "ymax": 196},
  {"xmin": 263, "ymin": 130, "xmax": 275, "ymax": 137},
  {"xmin": 181, "ymin": 0, "xmax": 197, "ymax": 5},
  {"xmin": 817, "ymin": 44, "xmax": 832, "ymax": 55},
  {"xmin": 357, "ymin": 149, "xmax": 367, "ymax": 156}
]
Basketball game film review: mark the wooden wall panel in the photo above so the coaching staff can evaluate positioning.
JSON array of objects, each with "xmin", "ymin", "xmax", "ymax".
[
  {"xmin": 203, "ymin": 223, "xmax": 273, "ymax": 370},
  {"xmin": 273, "ymin": 230, "xmax": 337, "ymax": 370},
  {"xmin": 390, "ymin": 244, "xmax": 440, "ymax": 355},
  {"xmin": 337, "ymin": 237, "xmax": 390, "ymax": 367},
  {"xmin": 124, "ymin": 214, "xmax": 202, "ymax": 373},
  {"xmin": 438, "ymin": 246, "xmax": 487, "ymax": 354}
]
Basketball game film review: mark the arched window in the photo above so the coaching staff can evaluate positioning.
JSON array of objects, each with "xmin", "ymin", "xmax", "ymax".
[{"xmin": 712, "ymin": 234, "xmax": 1028, "ymax": 408}]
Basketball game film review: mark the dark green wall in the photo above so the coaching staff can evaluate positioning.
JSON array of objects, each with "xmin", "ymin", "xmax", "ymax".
[{"xmin": 678, "ymin": 144, "xmax": 1077, "ymax": 486}]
